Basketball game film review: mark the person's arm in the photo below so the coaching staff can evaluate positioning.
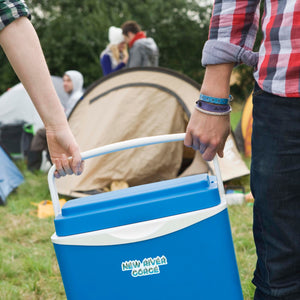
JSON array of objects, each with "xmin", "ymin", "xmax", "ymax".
[
  {"xmin": 101, "ymin": 53, "xmax": 127, "ymax": 75},
  {"xmin": 0, "ymin": 17, "xmax": 83, "ymax": 178},
  {"xmin": 112, "ymin": 61, "xmax": 126, "ymax": 72},
  {"xmin": 185, "ymin": 0, "xmax": 261, "ymax": 161},
  {"xmin": 184, "ymin": 63, "xmax": 234, "ymax": 161},
  {"xmin": 100, "ymin": 54, "xmax": 114, "ymax": 75}
]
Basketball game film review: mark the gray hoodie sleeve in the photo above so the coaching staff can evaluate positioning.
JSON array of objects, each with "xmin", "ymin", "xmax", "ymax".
[
  {"xmin": 128, "ymin": 38, "xmax": 159, "ymax": 68},
  {"xmin": 128, "ymin": 44, "xmax": 144, "ymax": 68}
]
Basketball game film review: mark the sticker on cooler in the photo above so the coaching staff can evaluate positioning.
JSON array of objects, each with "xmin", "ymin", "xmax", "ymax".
[{"xmin": 121, "ymin": 255, "xmax": 168, "ymax": 277}]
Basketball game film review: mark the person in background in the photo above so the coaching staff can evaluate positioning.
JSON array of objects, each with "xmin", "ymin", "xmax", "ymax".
[
  {"xmin": 62, "ymin": 70, "xmax": 84, "ymax": 117},
  {"xmin": 100, "ymin": 26, "xmax": 128, "ymax": 76},
  {"xmin": 121, "ymin": 20, "xmax": 159, "ymax": 68},
  {"xmin": 184, "ymin": 1, "xmax": 300, "ymax": 299},
  {"xmin": 28, "ymin": 70, "xmax": 84, "ymax": 171},
  {"xmin": 0, "ymin": 1, "xmax": 83, "ymax": 178}
]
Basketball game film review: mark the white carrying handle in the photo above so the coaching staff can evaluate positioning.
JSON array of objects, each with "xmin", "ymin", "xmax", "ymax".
[{"xmin": 48, "ymin": 133, "xmax": 225, "ymax": 217}]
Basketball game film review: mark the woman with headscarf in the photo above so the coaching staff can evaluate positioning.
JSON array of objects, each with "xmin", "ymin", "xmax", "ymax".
[
  {"xmin": 63, "ymin": 70, "xmax": 84, "ymax": 117},
  {"xmin": 100, "ymin": 26, "xmax": 128, "ymax": 75}
]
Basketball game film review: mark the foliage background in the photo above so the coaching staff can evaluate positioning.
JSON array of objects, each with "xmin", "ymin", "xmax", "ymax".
[
  {"xmin": 0, "ymin": 0, "xmax": 265, "ymax": 101},
  {"xmin": 0, "ymin": 0, "xmax": 212, "ymax": 94}
]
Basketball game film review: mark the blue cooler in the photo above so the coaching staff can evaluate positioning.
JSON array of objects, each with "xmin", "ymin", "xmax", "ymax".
[{"xmin": 48, "ymin": 134, "xmax": 243, "ymax": 300}]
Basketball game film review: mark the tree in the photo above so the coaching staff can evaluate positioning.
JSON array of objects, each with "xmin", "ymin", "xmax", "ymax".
[{"xmin": 0, "ymin": 0, "xmax": 212, "ymax": 94}]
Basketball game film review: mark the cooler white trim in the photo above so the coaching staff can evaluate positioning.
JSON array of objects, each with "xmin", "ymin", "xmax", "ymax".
[{"xmin": 51, "ymin": 201, "xmax": 227, "ymax": 246}]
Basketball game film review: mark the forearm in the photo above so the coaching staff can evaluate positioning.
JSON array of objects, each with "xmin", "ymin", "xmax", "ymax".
[
  {"xmin": 101, "ymin": 55, "xmax": 113, "ymax": 75},
  {"xmin": 113, "ymin": 62, "xmax": 126, "ymax": 72},
  {"xmin": 184, "ymin": 63, "xmax": 234, "ymax": 161},
  {"xmin": 200, "ymin": 63, "xmax": 234, "ymax": 98},
  {"xmin": 0, "ymin": 17, "xmax": 67, "ymax": 129}
]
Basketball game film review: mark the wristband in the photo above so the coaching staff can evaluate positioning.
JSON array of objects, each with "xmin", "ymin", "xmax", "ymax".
[
  {"xmin": 199, "ymin": 93, "xmax": 233, "ymax": 105},
  {"xmin": 196, "ymin": 100, "xmax": 231, "ymax": 113},
  {"xmin": 195, "ymin": 100, "xmax": 231, "ymax": 116}
]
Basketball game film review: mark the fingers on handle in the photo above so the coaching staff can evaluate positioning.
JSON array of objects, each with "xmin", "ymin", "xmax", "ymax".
[
  {"xmin": 61, "ymin": 154, "xmax": 73, "ymax": 175},
  {"xmin": 202, "ymin": 145, "xmax": 217, "ymax": 161},
  {"xmin": 202, "ymin": 138, "xmax": 227, "ymax": 161},
  {"xmin": 53, "ymin": 158, "xmax": 65, "ymax": 178},
  {"xmin": 70, "ymin": 148, "xmax": 84, "ymax": 176},
  {"xmin": 184, "ymin": 131, "xmax": 193, "ymax": 148}
]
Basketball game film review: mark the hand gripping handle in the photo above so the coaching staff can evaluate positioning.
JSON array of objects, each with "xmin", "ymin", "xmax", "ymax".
[{"xmin": 48, "ymin": 133, "xmax": 225, "ymax": 217}]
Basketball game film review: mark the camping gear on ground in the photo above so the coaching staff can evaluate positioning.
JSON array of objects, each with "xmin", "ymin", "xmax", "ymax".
[
  {"xmin": 225, "ymin": 185, "xmax": 245, "ymax": 205},
  {"xmin": 56, "ymin": 67, "xmax": 249, "ymax": 198},
  {"xmin": 49, "ymin": 134, "xmax": 243, "ymax": 300},
  {"xmin": 31, "ymin": 199, "xmax": 67, "ymax": 219},
  {"xmin": 0, "ymin": 145, "xmax": 24, "ymax": 205},
  {"xmin": 0, "ymin": 123, "xmax": 33, "ymax": 158},
  {"xmin": 225, "ymin": 193, "xmax": 245, "ymax": 205},
  {"xmin": 0, "ymin": 76, "xmax": 68, "ymax": 158},
  {"xmin": 245, "ymin": 191, "xmax": 254, "ymax": 203}
]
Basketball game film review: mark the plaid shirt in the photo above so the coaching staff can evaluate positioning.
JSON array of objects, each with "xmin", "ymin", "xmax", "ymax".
[
  {"xmin": 0, "ymin": 0, "xmax": 30, "ymax": 31},
  {"xmin": 202, "ymin": 0, "xmax": 300, "ymax": 98}
]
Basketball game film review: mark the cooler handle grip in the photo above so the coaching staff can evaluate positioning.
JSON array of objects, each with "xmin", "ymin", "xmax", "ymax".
[{"xmin": 48, "ymin": 133, "xmax": 225, "ymax": 217}]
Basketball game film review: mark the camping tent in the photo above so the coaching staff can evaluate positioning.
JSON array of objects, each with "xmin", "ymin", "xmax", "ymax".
[
  {"xmin": 0, "ymin": 145, "xmax": 24, "ymax": 205},
  {"xmin": 234, "ymin": 92, "xmax": 253, "ymax": 157},
  {"xmin": 56, "ymin": 67, "xmax": 250, "ymax": 197},
  {"xmin": 0, "ymin": 76, "xmax": 68, "ymax": 157},
  {"xmin": 240, "ymin": 93, "xmax": 253, "ymax": 157}
]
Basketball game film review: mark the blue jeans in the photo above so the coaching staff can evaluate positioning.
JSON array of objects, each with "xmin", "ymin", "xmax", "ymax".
[{"xmin": 251, "ymin": 83, "xmax": 300, "ymax": 299}]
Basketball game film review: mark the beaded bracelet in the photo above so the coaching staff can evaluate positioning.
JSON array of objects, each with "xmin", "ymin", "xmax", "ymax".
[
  {"xmin": 195, "ymin": 100, "xmax": 232, "ymax": 116},
  {"xmin": 199, "ymin": 93, "xmax": 233, "ymax": 105}
]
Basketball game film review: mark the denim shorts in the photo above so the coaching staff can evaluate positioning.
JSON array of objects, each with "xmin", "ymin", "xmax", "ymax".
[{"xmin": 251, "ymin": 82, "xmax": 300, "ymax": 299}]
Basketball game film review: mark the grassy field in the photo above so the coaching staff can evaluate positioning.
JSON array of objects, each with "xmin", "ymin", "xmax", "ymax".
[
  {"xmin": 0, "ymin": 107, "xmax": 256, "ymax": 299},
  {"xmin": 0, "ymin": 165, "xmax": 66, "ymax": 300}
]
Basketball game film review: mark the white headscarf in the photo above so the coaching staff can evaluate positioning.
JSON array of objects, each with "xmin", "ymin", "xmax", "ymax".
[{"xmin": 64, "ymin": 70, "xmax": 84, "ymax": 117}]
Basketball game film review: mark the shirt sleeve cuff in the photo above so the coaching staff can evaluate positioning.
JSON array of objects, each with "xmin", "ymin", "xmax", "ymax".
[
  {"xmin": 0, "ymin": 1, "xmax": 31, "ymax": 31},
  {"xmin": 201, "ymin": 40, "xmax": 258, "ymax": 67}
]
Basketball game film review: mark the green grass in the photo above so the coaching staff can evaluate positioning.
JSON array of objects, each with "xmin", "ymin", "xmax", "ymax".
[
  {"xmin": 1, "ymin": 152, "xmax": 256, "ymax": 299},
  {"xmin": 0, "ymin": 163, "xmax": 66, "ymax": 300},
  {"xmin": 231, "ymin": 101, "xmax": 244, "ymax": 131},
  {"xmin": 229, "ymin": 204, "xmax": 256, "ymax": 299}
]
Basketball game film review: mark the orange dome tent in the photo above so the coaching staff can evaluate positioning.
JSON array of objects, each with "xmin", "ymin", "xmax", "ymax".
[{"xmin": 241, "ymin": 93, "xmax": 253, "ymax": 157}]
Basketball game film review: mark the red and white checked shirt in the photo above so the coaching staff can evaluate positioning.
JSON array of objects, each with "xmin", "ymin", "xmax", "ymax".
[{"xmin": 202, "ymin": 0, "xmax": 300, "ymax": 97}]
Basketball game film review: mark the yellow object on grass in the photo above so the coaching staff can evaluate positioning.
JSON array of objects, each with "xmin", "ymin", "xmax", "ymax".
[
  {"xmin": 31, "ymin": 199, "xmax": 66, "ymax": 219},
  {"xmin": 110, "ymin": 180, "xmax": 129, "ymax": 191}
]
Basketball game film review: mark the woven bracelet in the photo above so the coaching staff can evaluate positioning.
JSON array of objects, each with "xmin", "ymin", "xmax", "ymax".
[
  {"xmin": 196, "ymin": 100, "xmax": 231, "ymax": 112},
  {"xmin": 199, "ymin": 93, "xmax": 233, "ymax": 105},
  {"xmin": 195, "ymin": 101, "xmax": 231, "ymax": 116}
]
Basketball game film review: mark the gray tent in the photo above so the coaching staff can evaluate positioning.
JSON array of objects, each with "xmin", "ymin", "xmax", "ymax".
[
  {"xmin": 0, "ymin": 76, "xmax": 68, "ymax": 157},
  {"xmin": 56, "ymin": 67, "xmax": 249, "ymax": 197}
]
